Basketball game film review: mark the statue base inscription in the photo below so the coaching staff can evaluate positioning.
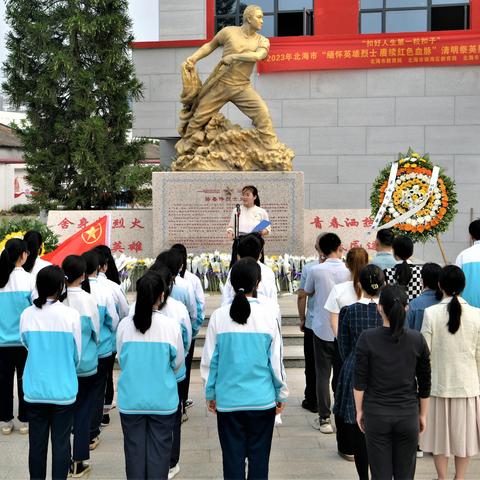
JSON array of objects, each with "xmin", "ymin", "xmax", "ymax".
[{"xmin": 152, "ymin": 171, "xmax": 304, "ymax": 255}]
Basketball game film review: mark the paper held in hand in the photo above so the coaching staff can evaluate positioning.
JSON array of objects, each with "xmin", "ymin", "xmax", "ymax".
[{"xmin": 251, "ymin": 220, "xmax": 271, "ymax": 233}]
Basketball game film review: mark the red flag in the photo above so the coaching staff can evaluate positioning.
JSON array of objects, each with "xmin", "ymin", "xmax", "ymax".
[{"xmin": 42, "ymin": 215, "xmax": 111, "ymax": 266}]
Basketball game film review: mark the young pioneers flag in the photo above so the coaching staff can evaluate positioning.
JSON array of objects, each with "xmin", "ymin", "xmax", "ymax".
[{"xmin": 42, "ymin": 215, "xmax": 111, "ymax": 265}]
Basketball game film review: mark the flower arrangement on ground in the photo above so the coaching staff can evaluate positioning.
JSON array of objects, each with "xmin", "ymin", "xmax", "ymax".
[{"xmin": 370, "ymin": 148, "xmax": 457, "ymax": 243}]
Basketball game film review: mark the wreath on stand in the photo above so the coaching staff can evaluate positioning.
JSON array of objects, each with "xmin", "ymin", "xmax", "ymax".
[{"xmin": 370, "ymin": 149, "xmax": 457, "ymax": 259}]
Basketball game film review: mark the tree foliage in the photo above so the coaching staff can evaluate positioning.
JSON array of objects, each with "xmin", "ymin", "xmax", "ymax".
[{"xmin": 2, "ymin": 0, "xmax": 147, "ymax": 209}]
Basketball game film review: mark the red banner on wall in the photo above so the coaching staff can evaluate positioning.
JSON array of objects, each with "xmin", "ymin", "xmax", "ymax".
[{"xmin": 258, "ymin": 31, "xmax": 480, "ymax": 73}]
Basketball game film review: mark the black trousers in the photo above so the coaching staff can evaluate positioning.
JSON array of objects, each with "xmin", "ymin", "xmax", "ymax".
[
  {"xmin": 313, "ymin": 336, "xmax": 335, "ymax": 419},
  {"xmin": 180, "ymin": 339, "xmax": 195, "ymax": 413},
  {"xmin": 73, "ymin": 375, "xmax": 96, "ymax": 461},
  {"xmin": 170, "ymin": 385, "xmax": 183, "ymax": 468},
  {"xmin": 332, "ymin": 341, "xmax": 354, "ymax": 456},
  {"xmin": 217, "ymin": 408, "xmax": 276, "ymax": 480},
  {"xmin": 364, "ymin": 413, "xmax": 418, "ymax": 480},
  {"xmin": 0, "ymin": 346, "xmax": 28, "ymax": 422},
  {"xmin": 27, "ymin": 402, "xmax": 75, "ymax": 480},
  {"xmin": 303, "ymin": 327, "xmax": 317, "ymax": 406},
  {"xmin": 343, "ymin": 422, "xmax": 369, "ymax": 480},
  {"xmin": 89, "ymin": 355, "xmax": 110, "ymax": 441},
  {"xmin": 104, "ymin": 352, "xmax": 116, "ymax": 408},
  {"xmin": 120, "ymin": 412, "xmax": 176, "ymax": 480}
]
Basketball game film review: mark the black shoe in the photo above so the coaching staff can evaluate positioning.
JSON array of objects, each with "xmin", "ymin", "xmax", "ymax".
[
  {"xmin": 301, "ymin": 399, "xmax": 318, "ymax": 413},
  {"xmin": 101, "ymin": 414, "xmax": 110, "ymax": 427}
]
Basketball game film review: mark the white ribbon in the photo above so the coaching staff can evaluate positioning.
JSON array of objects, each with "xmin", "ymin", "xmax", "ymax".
[
  {"xmin": 371, "ymin": 163, "xmax": 440, "ymax": 231},
  {"xmin": 370, "ymin": 161, "xmax": 399, "ymax": 233}
]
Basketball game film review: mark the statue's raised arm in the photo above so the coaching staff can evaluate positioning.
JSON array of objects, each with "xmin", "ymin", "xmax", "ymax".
[{"xmin": 173, "ymin": 5, "xmax": 294, "ymax": 172}]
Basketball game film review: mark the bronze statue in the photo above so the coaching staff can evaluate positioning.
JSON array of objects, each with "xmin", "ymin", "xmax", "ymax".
[{"xmin": 173, "ymin": 5, "xmax": 294, "ymax": 172}]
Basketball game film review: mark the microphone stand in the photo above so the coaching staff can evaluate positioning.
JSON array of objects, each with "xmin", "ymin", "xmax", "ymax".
[{"xmin": 230, "ymin": 204, "xmax": 241, "ymax": 269}]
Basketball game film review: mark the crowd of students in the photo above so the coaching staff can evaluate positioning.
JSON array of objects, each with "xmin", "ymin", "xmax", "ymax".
[
  {"xmin": 1, "ymin": 218, "xmax": 480, "ymax": 479},
  {"xmin": 298, "ymin": 219, "xmax": 480, "ymax": 480}
]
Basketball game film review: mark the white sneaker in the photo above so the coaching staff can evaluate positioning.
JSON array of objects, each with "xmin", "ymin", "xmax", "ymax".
[
  {"xmin": 168, "ymin": 464, "xmax": 180, "ymax": 479},
  {"xmin": 185, "ymin": 399, "xmax": 194, "ymax": 409},
  {"xmin": 1, "ymin": 421, "xmax": 13, "ymax": 435},
  {"xmin": 181, "ymin": 412, "xmax": 188, "ymax": 424},
  {"xmin": 312, "ymin": 417, "xmax": 334, "ymax": 434},
  {"xmin": 19, "ymin": 422, "xmax": 29, "ymax": 434}
]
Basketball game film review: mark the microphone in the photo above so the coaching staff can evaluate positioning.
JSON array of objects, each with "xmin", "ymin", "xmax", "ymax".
[{"xmin": 236, "ymin": 204, "xmax": 241, "ymax": 215}]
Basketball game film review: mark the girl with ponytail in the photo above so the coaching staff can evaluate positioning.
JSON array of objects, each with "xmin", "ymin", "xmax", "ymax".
[
  {"xmin": 61, "ymin": 255, "xmax": 100, "ymax": 477},
  {"xmin": 0, "ymin": 238, "xmax": 33, "ymax": 435},
  {"xmin": 334, "ymin": 265, "xmax": 385, "ymax": 479},
  {"xmin": 20, "ymin": 265, "xmax": 81, "ymax": 479},
  {"xmin": 384, "ymin": 235, "xmax": 423, "ymax": 302},
  {"xmin": 353, "ymin": 285, "xmax": 431, "ymax": 480},
  {"xmin": 200, "ymin": 257, "xmax": 288, "ymax": 480},
  {"xmin": 23, "ymin": 230, "xmax": 51, "ymax": 279},
  {"xmin": 116, "ymin": 270, "xmax": 185, "ymax": 479},
  {"xmin": 80, "ymin": 250, "xmax": 119, "ymax": 451},
  {"xmin": 420, "ymin": 265, "xmax": 480, "ymax": 480}
]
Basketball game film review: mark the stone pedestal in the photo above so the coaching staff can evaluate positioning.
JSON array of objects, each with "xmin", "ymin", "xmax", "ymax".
[{"xmin": 152, "ymin": 171, "xmax": 304, "ymax": 255}]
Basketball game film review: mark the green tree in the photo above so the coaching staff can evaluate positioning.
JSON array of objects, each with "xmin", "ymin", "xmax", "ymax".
[{"xmin": 2, "ymin": 0, "xmax": 147, "ymax": 209}]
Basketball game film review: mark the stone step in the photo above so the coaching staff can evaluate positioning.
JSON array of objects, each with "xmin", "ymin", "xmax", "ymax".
[
  {"xmin": 192, "ymin": 345, "xmax": 305, "ymax": 369},
  {"xmin": 195, "ymin": 325, "xmax": 303, "ymax": 347}
]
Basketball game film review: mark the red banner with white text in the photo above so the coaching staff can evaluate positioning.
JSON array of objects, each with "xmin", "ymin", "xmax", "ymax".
[{"xmin": 258, "ymin": 31, "xmax": 480, "ymax": 73}]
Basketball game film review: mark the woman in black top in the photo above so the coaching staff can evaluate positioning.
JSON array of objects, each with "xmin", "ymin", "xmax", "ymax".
[{"xmin": 354, "ymin": 285, "xmax": 431, "ymax": 480}]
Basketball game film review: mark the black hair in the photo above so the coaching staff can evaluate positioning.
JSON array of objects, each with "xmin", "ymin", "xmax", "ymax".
[
  {"xmin": 171, "ymin": 243, "xmax": 187, "ymax": 277},
  {"xmin": 376, "ymin": 228, "xmax": 395, "ymax": 247},
  {"xmin": 359, "ymin": 264, "xmax": 385, "ymax": 297},
  {"xmin": 93, "ymin": 245, "xmax": 120, "ymax": 284},
  {"xmin": 469, "ymin": 219, "xmax": 480, "ymax": 241},
  {"xmin": 33, "ymin": 265, "xmax": 65, "ymax": 308},
  {"xmin": 242, "ymin": 185, "xmax": 260, "ymax": 207},
  {"xmin": 421, "ymin": 263, "xmax": 443, "ymax": 300},
  {"xmin": 151, "ymin": 250, "xmax": 183, "ymax": 278},
  {"xmin": 92, "ymin": 247, "xmax": 108, "ymax": 270},
  {"xmin": 133, "ymin": 271, "xmax": 166, "ymax": 334},
  {"xmin": 0, "ymin": 238, "xmax": 28, "ymax": 288},
  {"xmin": 62, "ymin": 255, "xmax": 86, "ymax": 285},
  {"xmin": 151, "ymin": 263, "xmax": 173, "ymax": 302},
  {"xmin": 237, "ymin": 233, "xmax": 264, "ymax": 261},
  {"xmin": 318, "ymin": 233, "xmax": 341, "ymax": 256},
  {"xmin": 379, "ymin": 285, "xmax": 408, "ymax": 343},
  {"xmin": 229, "ymin": 257, "xmax": 261, "ymax": 325},
  {"xmin": 80, "ymin": 250, "xmax": 99, "ymax": 293},
  {"xmin": 439, "ymin": 265, "xmax": 466, "ymax": 335},
  {"xmin": 392, "ymin": 235, "xmax": 414, "ymax": 287},
  {"xmin": 23, "ymin": 231, "xmax": 43, "ymax": 273}
]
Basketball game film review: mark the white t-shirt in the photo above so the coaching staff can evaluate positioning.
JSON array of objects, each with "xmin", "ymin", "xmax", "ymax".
[
  {"xmin": 227, "ymin": 205, "xmax": 271, "ymax": 236},
  {"xmin": 324, "ymin": 280, "xmax": 359, "ymax": 314}
]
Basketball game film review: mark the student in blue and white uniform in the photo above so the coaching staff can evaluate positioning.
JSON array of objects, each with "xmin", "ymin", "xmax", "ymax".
[
  {"xmin": 201, "ymin": 257, "xmax": 288, "ymax": 480},
  {"xmin": 0, "ymin": 238, "xmax": 33, "ymax": 435},
  {"xmin": 20, "ymin": 266, "xmax": 82, "ymax": 480},
  {"xmin": 23, "ymin": 230, "xmax": 51, "ymax": 282},
  {"xmin": 117, "ymin": 270, "xmax": 185, "ymax": 480},
  {"xmin": 222, "ymin": 233, "xmax": 277, "ymax": 305},
  {"xmin": 62, "ymin": 255, "xmax": 100, "ymax": 478},
  {"xmin": 93, "ymin": 245, "xmax": 129, "ymax": 426},
  {"xmin": 456, "ymin": 219, "xmax": 480, "ymax": 308},
  {"xmin": 81, "ymin": 250, "xmax": 119, "ymax": 450}
]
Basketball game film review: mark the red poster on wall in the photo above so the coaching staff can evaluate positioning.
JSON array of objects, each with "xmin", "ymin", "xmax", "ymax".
[{"xmin": 258, "ymin": 31, "xmax": 480, "ymax": 73}]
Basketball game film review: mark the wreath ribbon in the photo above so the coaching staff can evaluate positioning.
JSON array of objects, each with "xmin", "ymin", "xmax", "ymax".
[{"xmin": 371, "ymin": 163, "xmax": 440, "ymax": 232}]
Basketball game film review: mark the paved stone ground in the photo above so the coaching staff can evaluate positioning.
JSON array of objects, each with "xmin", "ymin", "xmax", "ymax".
[{"xmin": 2, "ymin": 293, "xmax": 480, "ymax": 478}]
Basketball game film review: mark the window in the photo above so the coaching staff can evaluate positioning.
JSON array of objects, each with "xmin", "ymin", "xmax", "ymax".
[
  {"xmin": 215, "ymin": 0, "xmax": 314, "ymax": 37},
  {"xmin": 359, "ymin": 0, "xmax": 470, "ymax": 33}
]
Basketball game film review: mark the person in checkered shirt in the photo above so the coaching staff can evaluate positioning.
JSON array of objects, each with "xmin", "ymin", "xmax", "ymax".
[{"xmin": 384, "ymin": 236, "xmax": 423, "ymax": 302}]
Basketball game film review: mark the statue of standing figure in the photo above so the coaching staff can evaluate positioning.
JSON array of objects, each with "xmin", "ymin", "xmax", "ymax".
[{"xmin": 173, "ymin": 5, "xmax": 294, "ymax": 172}]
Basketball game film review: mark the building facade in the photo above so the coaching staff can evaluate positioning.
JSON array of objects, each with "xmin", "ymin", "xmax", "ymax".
[{"xmin": 131, "ymin": 0, "xmax": 480, "ymax": 262}]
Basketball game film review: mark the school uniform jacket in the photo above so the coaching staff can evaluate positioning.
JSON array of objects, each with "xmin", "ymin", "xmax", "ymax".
[
  {"xmin": 184, "ymin": 269, "xmax": 205, "ymax": 339},
  {"xmin": 456, "ymin": 241, "xmax": 480, "ymax": 308},
  {"xmin": 128, "ymin": 296, "xmax": 192, "ymax": 356},
  {"xmin": 0, "ymin": 267, "xmax": 34, "ymax": 347},
  {"xmin": 20, "ymin": 301, "xmax": 82, "ymax": 405},
  {"xmin": 201, "ymin": 299, "xmax": 288, "ymax": 412},
  {"xmin": 116, "ymin": 312, "xmax": 185, "ymax": 415},
  {"xmin": 63, "ymin": 287, "xmax": 100, "ymax": 377},
  {"xmin": 89, "ymin": 277, "xmax": 119, "ymax": 358},
  {"xmin": 98, "ymin": 272, "xmax": 129, "ymax": 353}
]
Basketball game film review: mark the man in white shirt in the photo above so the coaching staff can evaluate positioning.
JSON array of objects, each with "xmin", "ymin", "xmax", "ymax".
[
  {"xmin": 222, "ymin": 233, "xmax": 277, "ymax": 305},
  {"xmin": 304, "ymin": 233, "xmax": 350, "ymax": 434}
]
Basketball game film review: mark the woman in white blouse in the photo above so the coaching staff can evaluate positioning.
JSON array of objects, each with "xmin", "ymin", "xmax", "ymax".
[
  {"xmin": 421, "ymin": 265, "xmax": 480, "ymax": 480},
  {"xmin": 227, "ymin": 186, "xmax": 270, "ymax": 266}
]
